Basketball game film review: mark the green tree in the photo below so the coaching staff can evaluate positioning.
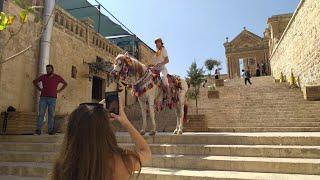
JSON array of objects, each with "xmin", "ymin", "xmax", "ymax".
[
  {"xmin": 187, "ymin": 61, "xmax": 205, "ymax": 114},
  {"xmin": 204, "ymin": 59, "xmax": 221, "ymax": 76}
]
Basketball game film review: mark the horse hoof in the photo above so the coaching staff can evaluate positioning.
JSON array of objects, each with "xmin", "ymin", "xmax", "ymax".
[
  {"xmin": 140, "ymin": 130, "xmax": 146, "ymax": 136},
  {"xmin": 178, "ymin": 130, "xmax": 183, "ymax": 135},
  {"xmin": 173, "ymin": 130, "xmax": 178, "ymax": 134},
  {"xmin": 149, "ymin": 131, "xmax": 156, "ymax": 136}
]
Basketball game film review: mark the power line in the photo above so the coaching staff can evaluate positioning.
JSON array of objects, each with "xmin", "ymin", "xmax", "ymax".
[
  {"xmin": 64, "ymin": 0, "xmax": 135, "ymax": 36},
  {"xmin": 65, "ymin": 5, "xmax": 99, "ymax": 11},
  {"xmin": 92, "ymin": 0, "xmax": 135, "ymax": 35}
]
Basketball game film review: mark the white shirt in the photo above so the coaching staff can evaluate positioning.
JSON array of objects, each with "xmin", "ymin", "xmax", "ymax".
[{"xmin": 154, "ymin": 47, "xmax": 168, "ymax": 64}]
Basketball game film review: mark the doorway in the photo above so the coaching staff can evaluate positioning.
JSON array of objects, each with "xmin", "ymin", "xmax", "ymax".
[
  {"xmin": 239, "ymin": 58, "xmax": 244, "ymax": 76},
  {"xmin": 92, "ymin": 76, "xmax": 105, "ymax": 102}
]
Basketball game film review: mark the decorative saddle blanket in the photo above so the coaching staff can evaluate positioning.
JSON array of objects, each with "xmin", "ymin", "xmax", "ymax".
[{"xmin": 131, "ymin": 66, "xmax": 182, "ymax": 109}]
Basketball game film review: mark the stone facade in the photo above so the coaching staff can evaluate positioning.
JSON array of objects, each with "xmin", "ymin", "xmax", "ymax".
[
  {"xmin": 224, "ymin": 28, "xmax": 270, "ymax": 78},
  {"xmin": 138, "ymin": 42, "xmax": 155, "ymax": 65},
  {"xmin": 269, "ymin": 0, "xmax": 320, "ymax": 88},
  {"xmin": 0, "ymin": 1, "xmax": 126, "ymax": 114},
  {"xmin": 108, "ymin": 35, "xmax": 156, "ymax": 106},
  {"xmin": 266, "ymin": 13, "xmax": 292, "ymax": 56}
]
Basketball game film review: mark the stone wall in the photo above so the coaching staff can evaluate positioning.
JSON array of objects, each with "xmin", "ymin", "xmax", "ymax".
[
  {"xmin": 266, "ymin": 14, "xmax": 292, "ymax": 55},
  {"xmin": 270, "ymin": 0, "xmax": 320, "ymax": 88},
  {"xmin": 0, "ymin": 1, "xmax": 181, "ymax": 132},
  {"xmin": 0, "ymin": 0, "xmax": 41, "ymax": 112},
  {"xmin": 0, "ymin": 1, "xmax": 125, "ymax": 114},
  {"xmin": 138, "ymin": 43, "xmax": 155, "ymax": 65}
]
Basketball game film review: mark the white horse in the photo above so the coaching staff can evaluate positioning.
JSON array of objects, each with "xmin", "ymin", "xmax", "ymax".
[{"xmin": 112, "ymin": 53, "xmax": 188, "ymax": 136}]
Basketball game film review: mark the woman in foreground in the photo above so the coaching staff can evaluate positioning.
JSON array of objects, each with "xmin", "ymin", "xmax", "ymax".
[{"xmin": 50, "ymin": 100, "xmax": 151, "ymax": 180}]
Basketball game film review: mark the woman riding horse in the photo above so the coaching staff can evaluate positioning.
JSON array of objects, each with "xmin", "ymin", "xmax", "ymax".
[
  {"xmin": 154, "ymin": 38, "xmax": 172, "ymax": 105},
  {"xmin": 112, "ymin": 51, "xmax": 189, "ymax": 136}
]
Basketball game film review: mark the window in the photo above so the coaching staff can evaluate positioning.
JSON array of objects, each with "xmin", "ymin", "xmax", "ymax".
[{"xmin": 71, "ymin": 66, "xmax": 77, "ymax": 79}]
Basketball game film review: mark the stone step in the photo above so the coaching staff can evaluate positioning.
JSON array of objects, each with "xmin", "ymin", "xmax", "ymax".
[
  {"xmin": 208, "ymin": 122, "xmax": 320, "ymax": 127},
  {"xmin": 208, "ymin": 127, "xmax": 320, "ymax": 132},
  {"xmin": 1, "ymin": 165, "xmax": 319, "ymax": 180},
  {"xmin": 0, "ymin": 143, "xmax": 60, "ymax": 152},
  {"xmin": 146, "ymin": 155, "xmax": 320, "ymax": 175},
  {"xmin": 122, "ymin": 144, "xmax": 320, "ymax": 158},
  {"xmin": 0, "ymin": 176, "xmax": 44, "ymax": 180},
  {"xmin": 0, "ymin": 151, "xmax": 56, "ymax": 163},
  {"xmin": 2, "ymin": 133, "xmax": 320, "ymax": 146},
  {"xmin": 1, "ymin": 144, "xmax": 319, "ymax": 159},
  {"xmin": 117, "ymin": 133, "xmax": 320, "ymax": 145},
  {"xmin": 138, "ymin": 167, "xmax": 320, "ymax": 180},
  {"xmin": 0, "ymin": 135, "xmax": 62, "ymax": 143},
  {"xmin": 0, "ymin": 162, "xmax": 50, "ymax": 177},
  {"xmin": 207, "ymin": 119, "xmax": 320, "ymax": 124}
]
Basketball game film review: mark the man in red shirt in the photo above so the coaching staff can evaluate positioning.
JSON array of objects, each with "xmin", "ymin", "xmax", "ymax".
[{"xmin": 33, "ymin": 65, "xmax": 67, "ymax": 135}]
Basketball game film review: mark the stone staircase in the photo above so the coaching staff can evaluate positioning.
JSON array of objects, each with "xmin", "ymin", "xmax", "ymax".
[
  {"xmin": 0, "ymin": 132, "xmax": 319, "ymax": 179},
  {"xmin": 189, "ymin": 76, "xmax": 320, "ymax": 132},
  {"xmin": 0, "ymin": 76, "xmax": 320, "ymax": 179}
]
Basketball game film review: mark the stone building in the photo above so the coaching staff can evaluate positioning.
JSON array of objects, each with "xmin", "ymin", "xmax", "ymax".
[
  {"xmin": 224, "ymin": 13, "xmax": 294, "ymax": 79},
  {"xmin": 269, "ymin": 0, "xmax": 320, "ymax": 90},
  {"xmin": 265, "ymin": 13, "xmax": 292, "ymax": 56},
  {"xmin": 224, "ymin": 0, "xmax": 320, "ymax": 99},
  {"xmin": 108, "ymin": 35, "xmax": 156, "ymax": 105},
  {"xmin": 109, "ymin": 35, "xmax": 156, "ymax": 65},
  {"xmin": 224, "ymin": 27, "xmax": 270, "ymax": 78},
  {"xmin": 0, "ymin": 1, "xmax": 154, "ymax": 116}
]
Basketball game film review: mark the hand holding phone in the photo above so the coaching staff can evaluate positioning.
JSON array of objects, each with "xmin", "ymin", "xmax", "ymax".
[
  {"xmin": 105, "ymin": 91, "xmax": 119, "ymax": 115},
  {"xmin": 105, "ymin": 91, "xmax": 121, "ymax": 128},
  {"xmin": 109, "ymin": 97, "xmax": 130, "ymax": 127}
]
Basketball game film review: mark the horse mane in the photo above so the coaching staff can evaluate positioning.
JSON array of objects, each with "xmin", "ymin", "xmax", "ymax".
[{"xmin": 116, "ymin": 54, "xmax": 146, "ymax": 78}]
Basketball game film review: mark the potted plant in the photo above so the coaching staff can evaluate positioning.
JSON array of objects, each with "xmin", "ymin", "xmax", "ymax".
[
  {"xmin": 204, "ymin": 59, "xmax": 223, "ymax": 86},
  {"xmin": 207, "ymin": 84, "xmax": 219, "ymax": 99}
]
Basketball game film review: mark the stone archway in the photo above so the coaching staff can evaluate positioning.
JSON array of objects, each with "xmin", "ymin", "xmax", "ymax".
[{"xmin": 224, "ymin": 28, "xmax": 270, "ymax": 78}]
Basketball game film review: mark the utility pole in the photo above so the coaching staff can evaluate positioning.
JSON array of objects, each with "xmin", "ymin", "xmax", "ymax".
[
  {"xmin": 0, "ymin": 0, "xmax": 3, "ymax": 11},
  {"xmin": 97, "ymin": 5, "xmax": 101, "ymax": 33},
  {"xmin": 36, "ymin": 0, "xmax": 55, "ymax": 111}
]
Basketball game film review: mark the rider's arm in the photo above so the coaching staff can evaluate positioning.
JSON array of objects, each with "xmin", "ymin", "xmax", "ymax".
[
  {"xmin": 157, "ymin": 48, "xmax": 169, "ymax": 66},
  {"xmin": 162, "ymin": 57, "xmax": 169, "ymax": 65}
]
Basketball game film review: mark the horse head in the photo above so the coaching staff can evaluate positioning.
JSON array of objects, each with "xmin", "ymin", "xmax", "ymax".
[
  {"xmin": 113, "ymin": 52, "xmax": 131, "ymax": 73},
  {"xmin": 113, "ymin": 52, "xmax": 146, "ymax": 84}
]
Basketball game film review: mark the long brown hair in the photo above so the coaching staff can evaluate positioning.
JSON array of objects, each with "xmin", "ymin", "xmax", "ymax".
[{"xmin": 51, "ymin": 105, "xmax": 141, "ymax": 180}]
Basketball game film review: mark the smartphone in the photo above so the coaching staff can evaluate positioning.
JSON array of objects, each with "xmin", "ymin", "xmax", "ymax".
[
  {"xmin": 105, "ymin": 91, "xmax": 121, "ymax": 128},
  {"xmin": 105, "ymin": 91, "xmax": 119, "ymax": 115}
]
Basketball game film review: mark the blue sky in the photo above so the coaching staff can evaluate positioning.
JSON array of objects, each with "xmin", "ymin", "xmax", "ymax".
[{"xmin": 88, "ymin": 0, "xmax": 300, "ymax": 77}]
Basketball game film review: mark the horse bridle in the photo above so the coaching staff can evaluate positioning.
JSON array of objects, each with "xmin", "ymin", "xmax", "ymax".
[{"xmin": 114, "ymin": 57, "xmax": 149, "ymax": 89}]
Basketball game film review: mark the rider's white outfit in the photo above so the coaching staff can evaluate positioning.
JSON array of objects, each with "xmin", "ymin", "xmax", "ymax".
[{"xmin": 154, "ymin": 47, "xmax": 169, "ymax": 86}]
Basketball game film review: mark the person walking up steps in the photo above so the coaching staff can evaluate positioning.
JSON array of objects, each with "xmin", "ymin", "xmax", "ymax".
[{"xmin": 242, "ymin": 69, "xmax": 252, "ymax": 85}]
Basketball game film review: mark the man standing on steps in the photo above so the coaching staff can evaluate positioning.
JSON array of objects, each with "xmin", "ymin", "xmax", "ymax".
[
  {"xmin": 242, "ymin": 69, "xmax": 252, "ymax": 85},
  {"xmin": 33, "ymin": 65, "xmax": 67, "ymax": 135}
]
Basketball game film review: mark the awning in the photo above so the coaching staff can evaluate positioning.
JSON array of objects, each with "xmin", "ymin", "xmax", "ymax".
[{"xmin": 57, "ymin": 0, "xmax": 131, "ymax": 37}]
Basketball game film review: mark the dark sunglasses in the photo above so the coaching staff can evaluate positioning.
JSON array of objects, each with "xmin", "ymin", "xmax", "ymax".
[
  {"xmin": 79, "ymin": 103, "xmax": 103, "ymax": 108},
  {"xmin": 79, "ymin": 103, "xmax": 106, "ymax": 113}
]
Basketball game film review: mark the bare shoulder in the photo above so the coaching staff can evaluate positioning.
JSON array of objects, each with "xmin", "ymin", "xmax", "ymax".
[{"xmin": 113, "ymin": 154, "xmax": 131, "ymax": 180}]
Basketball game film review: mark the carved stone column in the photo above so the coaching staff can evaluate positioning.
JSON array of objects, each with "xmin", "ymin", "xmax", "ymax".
[
  {"xmin": 227, "ymin": 56, "xmax": 231, "ymax": 78},
  {"xmin": 229, "ymin": 57, "xmax": 234, "ymax": 79}
]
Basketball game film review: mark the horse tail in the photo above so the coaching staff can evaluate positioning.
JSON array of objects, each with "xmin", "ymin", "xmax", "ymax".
[
  {"xmin": 183, "ymin": 103, "xmax": 188, "ymax": 123},
  {"xmin": 183, "ymin": 87, "xmax": 189, "ymax": 123}
]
